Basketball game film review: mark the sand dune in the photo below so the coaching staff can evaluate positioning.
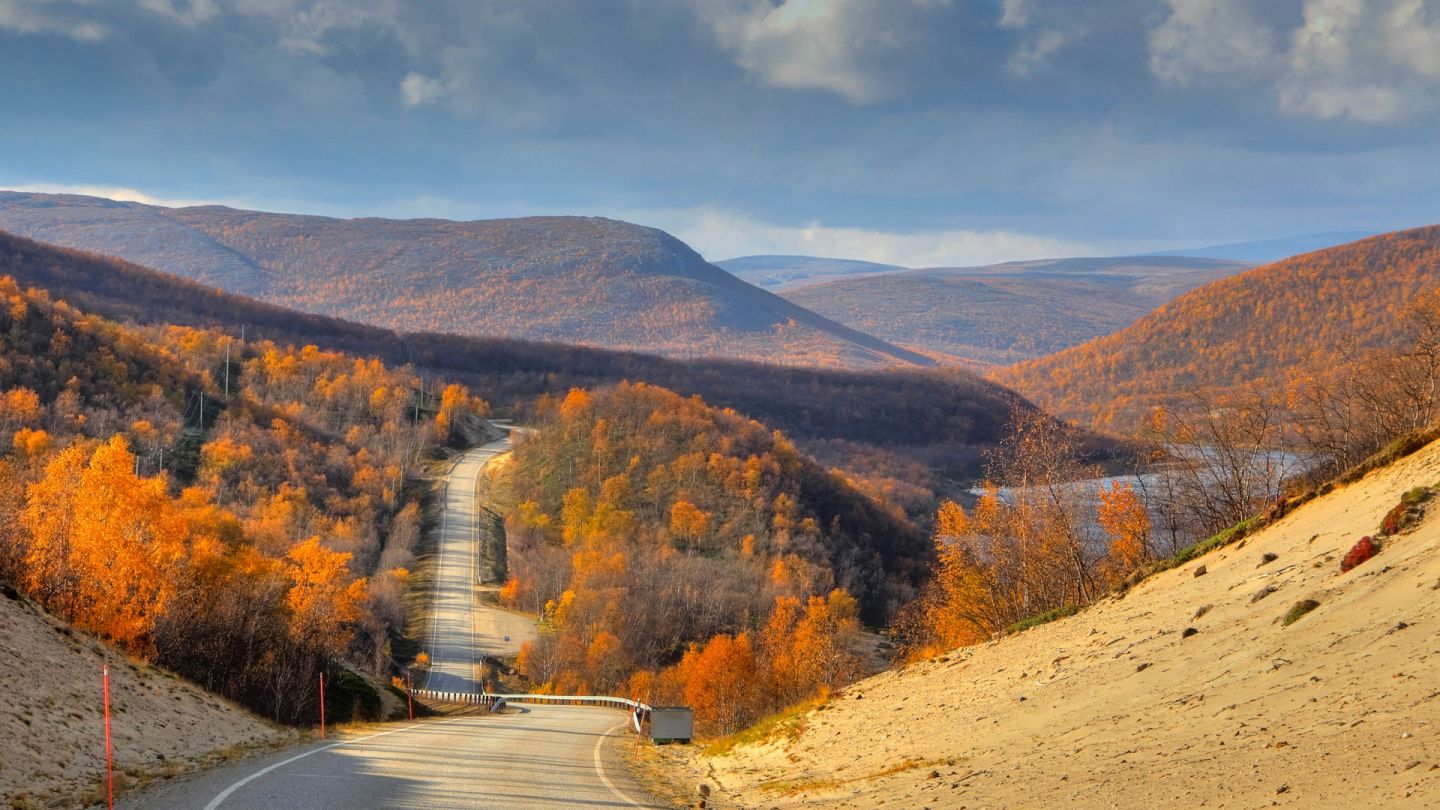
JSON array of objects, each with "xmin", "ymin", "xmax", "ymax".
[
  {"xmin": 694, "ymin": 439, "xmax": 1440, "ymax": 808},
  {"xmin": 0, "ymin": 592, "xmax": 287, "ymax": 807}
]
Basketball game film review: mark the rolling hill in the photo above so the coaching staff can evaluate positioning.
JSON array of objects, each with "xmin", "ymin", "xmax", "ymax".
[
  {"xmin": 994, "ymin": 226, "xmax": 1440, "ymax": 432},
  {"xmin": 686, "ymin": 431, "xmax": 1440, "ymax": 809},
  {"xmin": 717, "ymin": 254, "xmax": 906, "ymax": 291},
  {"xmin": 782, "ymin": 255, "xmax": 1245, "ymax": 366},
  {"xmin": 0, "ymin": 191, "xmax": 927, "ymax": 369},
  {"xmin": 0, "ymin": 228, "xmax": 1097, "ymax": 501}
]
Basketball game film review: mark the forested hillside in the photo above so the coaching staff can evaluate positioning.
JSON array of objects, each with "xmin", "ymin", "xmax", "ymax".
[
  {"xmin": 0, "ymin": 229, "xmax": 1079, "ymax": 505},
  {"xmin": 996, "ymin": 227, "xmax": 1440, "ymax": 432},
  {"xmin": 785, "ymin": 256, "xmax": 1243, "ymax": 366},
  {"xmin": 505, "ymin": 383, "xmax": 926, "ymax": 733},
  {"xmin": 0, "ymin": 275, "xmax": 489, "ymax": 724},
  {"xmin": 0, "ymin": 191, "xmax": 927, "ymax": 369}
]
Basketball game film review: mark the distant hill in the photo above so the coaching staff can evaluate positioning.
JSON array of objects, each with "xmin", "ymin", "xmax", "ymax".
[
  {"xmin": 0, "ymin": 191, "xmax": 928, "ymax": 369},
  {"xmin": 0, "ymin": 229, "xmax": 1104, "ymax": 498},
  {"xmin": 1155, "ymin": 231, "xmax": 1376, "ymax": 263},
  {"xmin": 717, "ymin": 254, "xmax": 907, "ymax": 291},
  {"xmin": 782, "ymin": 255, "xmax": 1246, "ymax": 366},
  {"xmin": 995, "ymin": 227, "xmax": 1440, "ymax": 432}
]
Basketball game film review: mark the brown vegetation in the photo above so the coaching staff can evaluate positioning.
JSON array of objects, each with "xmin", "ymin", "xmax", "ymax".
[
  {"xmin": 997, "ymin": 226, "xmax": 1440, "ymax": 432},
  {"xmin": 503, "ymin": 383, "xmax": 924, "ymax": 733},
  {"xmin": 0, "ymin": 275, "xmax": 487, "ymax": 723}
]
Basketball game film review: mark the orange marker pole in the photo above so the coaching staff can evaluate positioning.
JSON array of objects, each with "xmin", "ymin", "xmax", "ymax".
[
  {"xmin": 103, "ymin": 663, "xmax": 114, "ymax": 810},
  {"xmin": 319, "ymin": 672, "xmax": 326, "ymax": 740}
]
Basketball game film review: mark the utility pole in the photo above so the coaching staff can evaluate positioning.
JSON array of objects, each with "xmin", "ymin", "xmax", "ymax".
[
  {"xmin": 198, "ymin": 390, "xmax": 205, "ymax": 430},
  {"xmin": 223, "ymin": 339, "xmax": 231, "ymax": 399}
]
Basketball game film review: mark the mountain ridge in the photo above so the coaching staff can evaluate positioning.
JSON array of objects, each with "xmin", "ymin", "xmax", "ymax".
[{"xmin": 0, "ymin": 191, "xmax": 928, "ymax": 369}]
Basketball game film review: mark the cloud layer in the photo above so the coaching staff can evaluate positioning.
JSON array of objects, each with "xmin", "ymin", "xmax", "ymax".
[{"xmin": 0, "ymin": 0, "xmax": 1437, "ymax": 258}]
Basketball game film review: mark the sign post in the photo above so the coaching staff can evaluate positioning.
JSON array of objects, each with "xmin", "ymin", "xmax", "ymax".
[
  {"xmin": 103, "ymin": 664, "xmax": 113, "ymax": 810},
  {"xmin": 319, "ymin": 672, "xmax": 326, "ymax": 740}
]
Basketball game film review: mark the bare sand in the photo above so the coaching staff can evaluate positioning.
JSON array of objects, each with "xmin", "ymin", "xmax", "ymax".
[
  {"xmin": 684, "ymin": 439, "xmax": 1440, "ymax": 809},
  {"xmin": 0, "ymin": 593, "xmax": 288, "ymax": 808}
]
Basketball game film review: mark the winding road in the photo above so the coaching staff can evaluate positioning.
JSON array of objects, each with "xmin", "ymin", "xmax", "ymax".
[
  {"xmin": 121, "ymin": 706, "xmax": 659, "ymax": 809},
  {"xmin": 124, "ymin": 435, "xmax": 664, "ymax": 808},
  {"xmin": 423, "ymin": 437, "xmax": 537, "ymax": 693}
]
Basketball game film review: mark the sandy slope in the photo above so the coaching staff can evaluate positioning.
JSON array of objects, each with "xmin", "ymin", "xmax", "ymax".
[
  {"xmin": 0, "ymin": 592, "xmax": 287, "ymax": 808},
  {"xmin": 696, "ymin": 440, "xmax": 1440, "ymax": 809}
]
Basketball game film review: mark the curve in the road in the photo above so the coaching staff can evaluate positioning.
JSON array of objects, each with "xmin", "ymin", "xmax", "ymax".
[
  {"xmin": 423, "ymin": 438, "xmax": 537, "ymax": 693},
  {"xmin": 126, "ymin": 706, "xmax": 661, "ymax": 809}
]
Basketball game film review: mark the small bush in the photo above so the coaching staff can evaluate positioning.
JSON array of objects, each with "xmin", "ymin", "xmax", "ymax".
[
  {"xmin": 1381, "ymin": 503, "xmax": 1408, "ymax": 535},
  {"xmin": 1283, "ymin": 599, "xmax": 1321, "ymax": 626},
  {"xmin": 1340, "ymin": 536, "xmax": 1381, "ymax": 573},
  {"xmin": 1008, "ymin": 604, "xmax": 1080, "ymax": 634}
]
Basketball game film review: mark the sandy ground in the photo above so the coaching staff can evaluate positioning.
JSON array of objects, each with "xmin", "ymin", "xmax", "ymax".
[
  {"xmin": 0, "ymin": 593, "xmax": 289, "ymax": 809},
  {"xmin": 682, "ymin": 439, "xmax": 1440, "ymax": 809}
]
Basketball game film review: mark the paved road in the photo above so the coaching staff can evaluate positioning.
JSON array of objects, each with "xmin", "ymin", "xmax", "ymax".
[
  {"xmin": 423, "ymin": 438, "xmax": 537, "ymax": 693},
  {"xmin": 122, "ymin": 706, "xmax": 663, "ymax": 809}
]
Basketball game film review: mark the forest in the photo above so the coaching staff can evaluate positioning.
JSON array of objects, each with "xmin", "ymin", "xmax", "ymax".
[
  {"xmin": 0, "ymin": 229, "xmax": 1087, "ymax": 513},
  {"xmin": 502, "ymin": 382, "xmax": 927, "ymax": 733},
  {"xmin": 0, "ymin": 274, "xmax": 489, "ymax": 723},
  {"xmin": 997, "ymin": 226, "xmax": 1440, "ymax": 433}
]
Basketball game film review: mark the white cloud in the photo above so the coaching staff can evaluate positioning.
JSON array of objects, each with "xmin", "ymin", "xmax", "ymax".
[
  {"xmin": 1147, "ymin": 0, "xmax": 1276, "ymax": 85},
  {"xmin": 399, "ymin": 71, "xmax": 446, "ymax": 107},
  {"xmin": 140, "ymin": 0, "xmax": 219, "ymax": 25},
  {"xmin": 1149, "ymin": 0, "xmax": 1440, "ymax": 124},
  {"xmin": 697, "ymin": 0, "xmax": 949, "ymax": 104},
  {"xmin": 1006, "ymin": 28, "xmax": 1068, "ymax": 76},
  {"xmin": 0, "ymin": 0, "xmax": 107, "ymax": 41},
  {"xmin": 644, "ymin": 207, "xmax": 1098, "ymax": 268},
  {"xmin": 1277, "ymin": 0, "xmax": 1440, "ymax": 123},
  {"xmin": 1, "ymin": 182, "xmax": 227, "ymax": 208},
  {"xmin": 999, "ymin": 0, "xmax": 1031, "ymax": 29}
]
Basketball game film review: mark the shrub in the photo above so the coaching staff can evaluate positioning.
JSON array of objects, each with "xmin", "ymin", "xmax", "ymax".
[
  {"xmin": 1008, "ymin": 604, "xmax": 1080, "ymax": 634},
  {"xmin": 1381, "ymin": 503, "xmax": 1408, "ymax": 535},
  {"xmin": 1340, "ymin": 536, "xmax": 1381, "ymax": 573},
  {"xmin": 1283, "ymin": 599, "xmax": 1321, "ymax": 626}
]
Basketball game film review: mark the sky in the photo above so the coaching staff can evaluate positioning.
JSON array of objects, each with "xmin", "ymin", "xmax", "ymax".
[{"xmin": 2, "ymin": 0, "xmax": 1439, "ymax": 266}]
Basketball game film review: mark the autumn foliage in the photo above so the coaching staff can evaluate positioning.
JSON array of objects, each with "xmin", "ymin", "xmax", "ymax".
[
  {"xmin": 998, "ymin": 227, "xmax": 1440, "ymax": 433},
  {"xmin": 504, "ymin": 383, "xmax": 911, "ymax": 733},
  {"xmin": 0, "ymin": 276, "xmax": 486, "ymax": 722}
]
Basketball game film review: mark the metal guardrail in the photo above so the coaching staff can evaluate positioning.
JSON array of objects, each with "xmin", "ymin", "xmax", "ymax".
[{"xmin": 410, "ymin": 689, "xmax": 650, "ymax": 712}]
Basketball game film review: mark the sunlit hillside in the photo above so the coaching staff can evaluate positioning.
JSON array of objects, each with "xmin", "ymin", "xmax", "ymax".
[
  {"xmin": 0, "ymin": 192, "xmax": 928, "ymax": 369},
  {"xmin": 785, "ymin": 255, "xmax": 1244, "ymax": 366},
  {"xmin": 995, "ymin": 227, "xmax": 1440, "ymax": 431}
]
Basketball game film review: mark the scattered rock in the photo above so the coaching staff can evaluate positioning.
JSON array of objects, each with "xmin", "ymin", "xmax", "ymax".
[
  {"xmin": 1276, "ymin": 784, "xmax": 1290, "ymax": 794},
  {"xmin": 1182, "ymin": 627, "xmax": 1199, "ymax": 639},
  {"xmin": 1386, "ymin": 621, "xmax": 1410, "ymax": 634},
  {"xmin": 1136, "ymin": 662, "xmax": 1152, "ymax": 672},
  {"xmin": 1017, "ymin": 695, "xmax": 1027, "ymax": 702},
  {"xmin": 928, "ymin": 770, "xmax": 941, "ymax": 779},
  {"xmin": 1193, "ymin": 565, "xmax": 1208, "ymax": 578},
  {"xmin": 1193, "ymin": 604, "xmax": 1212, "ymax": 620},
  {"xmin": 698, "ymin": 783, "xmax": 711, "ymax": 798},
  {"xmin": 1260, "ymin": 552, "xmax": 1279, "ymax": 566},
  {"xmin": 1405, "ymin": 761, "xmax": 1422, "ymax": 771},
  {"xmin": 1251, "ymin": 585, "xmax": 1278, "ymax": 603}
]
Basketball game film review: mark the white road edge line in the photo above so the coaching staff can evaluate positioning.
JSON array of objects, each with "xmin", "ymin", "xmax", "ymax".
[
  {"xmin": 202, "ymin": 716, "xmax": 474, "ymax": 810},
  {"xmin": 593, "ymin": 721, "xmax": 647, "ymax": 808}
]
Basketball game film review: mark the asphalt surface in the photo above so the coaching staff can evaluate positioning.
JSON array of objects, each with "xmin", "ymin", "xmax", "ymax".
[
  {"xmin": 123, "ymin": 437, "xmax": 665, "ymax": 809},
  {"xmin": 121, "ymin": 706, "xmax": 664, "ymax": 809},
  {"xmin": 423, "ymin": 438, "xmax": 537, "ymax": 694}
]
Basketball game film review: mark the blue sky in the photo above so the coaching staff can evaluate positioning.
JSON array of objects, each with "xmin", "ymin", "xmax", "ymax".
[{"xmin": 2, "ymin": 0, "xmax": 1438, "ymax": 265}]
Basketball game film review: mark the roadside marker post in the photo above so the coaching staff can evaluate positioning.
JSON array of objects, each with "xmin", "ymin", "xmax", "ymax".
[
  {"xmin": 407, "ymin": 674, "xmax": 414, "ymax": 721},
  {"xmin": 319, "ymin": 672, "xmax": 326, "ymax": 740},
  {"xmin": 103, "ymin": 663, "xmax": 114, "ymax": 810}
]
